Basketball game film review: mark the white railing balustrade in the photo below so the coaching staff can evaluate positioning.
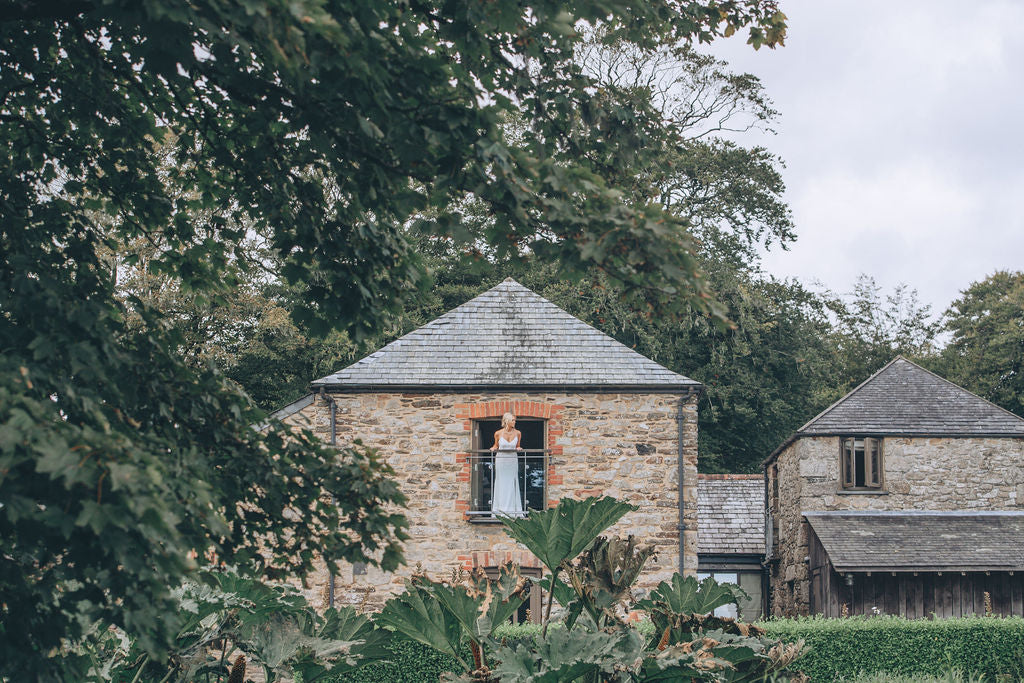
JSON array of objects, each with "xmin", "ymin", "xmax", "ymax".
[{"xmin": 467, "ymin": 449, "xmax": 549, "ymax": 518}]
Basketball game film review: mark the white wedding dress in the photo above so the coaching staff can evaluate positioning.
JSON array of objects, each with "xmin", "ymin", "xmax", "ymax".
[{"xmin": 491, "ymin": 434, "xmax": 523, "ymax": 515}]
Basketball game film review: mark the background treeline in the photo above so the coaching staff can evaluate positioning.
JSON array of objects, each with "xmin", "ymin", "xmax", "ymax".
[
  {"xmin": 156, "ymin": 245, "xmax": 1023, "ymax": 474},
  {"xmin": 103, "ymin": 40, "xmax": 1024, "ymax": 475}
]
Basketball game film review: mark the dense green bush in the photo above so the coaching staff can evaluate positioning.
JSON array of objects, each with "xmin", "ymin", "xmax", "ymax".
[
  {"xmin": 328, "ymin": 625, "xmax": 585, "ymax": 682},
  {"xmin": 762, "ymin": 616, "xmax": 1024, "ymax": 681},
  {"xmin": 328, "ymin": 638, "xmax": 467, "ymax": 683},
  {"xmin": 329, "ymin": 621, "xmax": 759, "ymax": 682},
  {"xmin": 331, "ymin": 617, "xmax": 1024, "ymax": 682}
]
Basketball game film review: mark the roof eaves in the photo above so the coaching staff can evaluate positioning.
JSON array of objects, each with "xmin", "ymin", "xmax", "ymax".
[
  {"xmin": 762, "ymin": 432, "xmax": 800, "ymax": 468},
  {"xmin": 270, "ymin": 392, "xmax": 315, "ymax": 420},
  {"xmin": 830, "ymin": 564, "xmax": 1023, "ymax": 573},
  {"xmin": 765, "ymin": 430, "xmax": 1024, "ymax": 467},
  {"xmin": 313, "ymin": 382, "xmax": 704, "ymax": 394},
  {"xmin": 803, "ymin": 510, "xmax": 1024, "ymax": 518}
]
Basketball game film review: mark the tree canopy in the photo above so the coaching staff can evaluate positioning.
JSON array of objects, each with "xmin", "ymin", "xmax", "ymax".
[
  {"xmin": 1, "ymin": 0, "xmax": 788, "ymax": 676},
  {"xmin": 940, "ymin": 270, "xmax": 1024, "ymax": 416}
]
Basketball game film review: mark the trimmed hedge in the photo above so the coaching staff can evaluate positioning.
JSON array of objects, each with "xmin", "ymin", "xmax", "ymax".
[
  {"xmin": 328, "ymin": 617, "xmax": 1024, "ymax": 682},
  {"xmin": 762, "ymin": 616, "xmax": 1024, "ymax": 681}
]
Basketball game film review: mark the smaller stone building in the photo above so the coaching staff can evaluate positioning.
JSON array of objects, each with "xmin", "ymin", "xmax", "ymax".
[
  {"xmin": 276, "ymin": 279, "xmax": 702, "ymax": 612},
  {"xmin": 697, "ymin": 474, "xmax": 765, "ymax": 620},
  {"xmin": 765, "ymin": 357, "xmax": 1024, "ymax": 617}
]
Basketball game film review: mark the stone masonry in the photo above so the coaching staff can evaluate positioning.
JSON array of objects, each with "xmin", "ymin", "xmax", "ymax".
[
  {"xmin": 284, "ymin": 391, "xmax": 699, "ymax": 610},
  {"xmin": 768, "ymin": 435, "xmax": 1024, "ymax": 615}
]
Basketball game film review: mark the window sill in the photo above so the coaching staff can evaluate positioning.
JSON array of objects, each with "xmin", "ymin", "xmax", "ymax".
[
  {"xmin": 467, "ymin": 516, "xmax": 506, "ymax": 525},
  {"xmin": 467, "ymin": 514, "xmax": 533, "ymax": 524},
  {"xmin": 835, "ymin": 489, "xmax": 888, "ymax": 495}
]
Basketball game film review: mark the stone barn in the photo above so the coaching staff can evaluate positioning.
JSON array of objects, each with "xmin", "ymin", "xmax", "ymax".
[
  {"xmin": 764, "ymin": 356, "xmax": 1024, "ymax": 618},
  {"xmin": 275, "ymin": 278, "xmax": 702, "ymax": 614}
]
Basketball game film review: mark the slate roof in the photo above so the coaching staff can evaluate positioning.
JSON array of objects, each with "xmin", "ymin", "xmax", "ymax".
[
  {"xmin": 804, "ymin": 511, "xmax": 1024, "ymax": 572},
  {"xmin": 698, "ymin": 475, "xmax": 765, "ymax": 555},
  {"xmin": 313, "ymin": 279, "xmax": 700, "ymax": 391},
  {"xmin": 764, "ymin": 358, "xmax": 1024, "ymax": 465},
  {"xmin": 270, "ymin": 393, "xmax": 314, "ymax": 421}
]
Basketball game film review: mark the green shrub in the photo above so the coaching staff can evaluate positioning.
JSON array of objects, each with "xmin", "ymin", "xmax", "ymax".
[
  {"xmin": 838, "ymin": 672, "xmax": 988, "ymax": 683},
  {"xmin": 330, "ymin": 617, "xmax": 1024, "ymax": 682},
  {"xmin": 761, "ymin": 616, "xmax": 1024, "ymax": 681},
  {"xmin": 328, "ymin": 621, "xmax": 709, "ymax": 682},
  {"xmin": 329, "ymin": 623, "xmax": 647, "ymax": 682},
  {"xmin": 329, "ymin": 637, "xmax": 468, "ymax": 682}
]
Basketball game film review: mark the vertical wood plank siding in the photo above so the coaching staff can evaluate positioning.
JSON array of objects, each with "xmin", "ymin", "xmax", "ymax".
[{"xmin": 808, "ymin": 530, "xmax": 1024, "ymax": 618}]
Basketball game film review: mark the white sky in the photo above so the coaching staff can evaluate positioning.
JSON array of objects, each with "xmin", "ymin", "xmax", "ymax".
[{"xmin": 706, "ymin": 0, "xmax": 1024, "ymax": 316}]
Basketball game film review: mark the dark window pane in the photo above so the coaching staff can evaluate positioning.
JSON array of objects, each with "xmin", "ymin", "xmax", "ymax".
[
  {"xmin": 867, "ymin": 438, "xmax": 881, "ymax": 487},
  {"xmin": 523, "ymin": 457, "xmax": 545, "ymax": 511},
  {"xmin": 477, "ymin": 457, "xmax": 494, "ymax": 510},
  {"xmin": 516, "ymin": 584, "xmax": 531, "ymax": 624},
  {"xmin": 471, "ymin": 417, "xmax": 547, "ymax": 515}
]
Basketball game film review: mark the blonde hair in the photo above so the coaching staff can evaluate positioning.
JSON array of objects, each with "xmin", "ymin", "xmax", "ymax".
[{"xmin": 501, "ymin": 412, "xmax": 516, "ymax": 429}]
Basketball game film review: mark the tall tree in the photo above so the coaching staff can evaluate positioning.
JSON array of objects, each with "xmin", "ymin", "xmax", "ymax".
[
  {"xmin": 940, "ymin": 271, "xmax": 1024, "ymax": 416},
  {"xmin": 831, "ymin": 275, "xmax": 941, "ymax": 391},
  {"xmin": 577, "ymin": 38, "xmax": 795, "ymax": 268},
  {"xmin": 0, "ymin": 0, "xmax": 786, "ymax": 676},
  {"xmin": 336, "ymin": 39, "xmax": 809, "ymax": 473}
]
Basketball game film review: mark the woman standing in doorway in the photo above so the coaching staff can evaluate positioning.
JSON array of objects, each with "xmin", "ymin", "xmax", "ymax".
[{"xmin": 490, "ymin": 412, "xmax": 524, "ymax": 515}]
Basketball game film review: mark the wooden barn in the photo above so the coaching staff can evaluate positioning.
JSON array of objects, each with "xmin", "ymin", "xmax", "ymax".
[{"xmin": 805, "ymin": 511, "xmax": 1024, "ymax": 617}]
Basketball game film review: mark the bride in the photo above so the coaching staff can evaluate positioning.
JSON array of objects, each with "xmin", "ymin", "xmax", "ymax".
[{"xmin": 490, "ymin": 412, "xmax": 524, "ymax": 515}]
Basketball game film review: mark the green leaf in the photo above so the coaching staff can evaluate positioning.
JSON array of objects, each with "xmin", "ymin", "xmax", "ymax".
[
  {"xmin": 374, "ymin": 581, "xmax": 470, "ymax": 669},
  {"xmin": 492, "ymin": 623, "xmax": 645, "ymax": 682},
  {"xmin": 500, "ymin": 497, "xmax": 637, "ymax": 573},
  {"xmin": 637, "ymin": 574, "xmax": 740, "ymax": 617},
  {"xmin": 425, "ymin": 564, "xmax": 529, "ymax": 643}
]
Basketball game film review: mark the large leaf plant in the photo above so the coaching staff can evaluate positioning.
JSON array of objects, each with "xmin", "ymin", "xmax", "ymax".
[
  {"xmin": 373, "ymin": 496, "xmax": 807, "ymax": 682},
  {"xmin": 73, "ymin": 570, "xmax": 389, "ymax": 683}
]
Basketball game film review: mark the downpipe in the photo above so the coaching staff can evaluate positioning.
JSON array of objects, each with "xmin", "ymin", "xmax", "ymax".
[
  {"xmin": 327, "ymin": 391, "xmax": 337, "ymax": 609},
  {"xmin": 676, "ymin": 396, "xmax": 686, "ymax": 575},
  {"xmin": 675, "ymin": 387, "xmax": 702, "ymax": 575}
]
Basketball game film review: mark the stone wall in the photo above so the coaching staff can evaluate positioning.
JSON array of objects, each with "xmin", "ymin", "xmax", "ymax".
[
  {"xmin": 283, "ymin": 391, "xmax": 698, "ymax": 610},
  {"xmin": 769, "ymin": 435, "xmax": 1024, "ymax": 616}
]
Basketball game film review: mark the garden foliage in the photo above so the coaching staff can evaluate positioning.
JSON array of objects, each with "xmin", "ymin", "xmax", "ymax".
[
  {"xmin": 372, "ymin": 496, "xmax": 805, "ymax": 682},
  {"xmin": 62, "ymin": 498, "xmax": 805, "ymax": 682},
  {"xmin": 762, "ymin": 616, "xmax": 1024, "ymax": 681},
  {"xmin": 74, "ymin": 570, "xmax": 388, "ymax": 683},
  {"xmin": 0, "ymin": 0, "xmax": 787, "ymax": 677}
]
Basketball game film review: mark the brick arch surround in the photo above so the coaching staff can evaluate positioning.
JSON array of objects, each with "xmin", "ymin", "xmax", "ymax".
[{"xmin": 453, "ymin": 400, "xmax": 564, "ymax": 516}]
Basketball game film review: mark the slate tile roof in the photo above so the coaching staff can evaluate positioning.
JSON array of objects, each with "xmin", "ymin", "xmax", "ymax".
[
  {"xmin": 697, "ymin": 474, "xmax": 765, "ymax": 555},
  {"xmin": 804, "ymin": 511, "xmax": 1024, "ymax": 572},
  {"xmin": 797, "ymin": 357, "xmax": 1024, "ymax": 436},
  {"xmin": 313, "ymin": 279, "xmax": 700, "ymax": 390}
]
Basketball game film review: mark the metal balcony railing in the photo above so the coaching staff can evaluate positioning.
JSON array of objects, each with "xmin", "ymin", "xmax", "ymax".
[{"xmin": 467, "ymin": 449, "xmax": 549, "ymax": 518}]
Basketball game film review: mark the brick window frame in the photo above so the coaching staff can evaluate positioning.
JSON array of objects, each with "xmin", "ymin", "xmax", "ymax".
[{"xmin": 454, "ymin": 401, "xmax": 564, "ymax": 518}]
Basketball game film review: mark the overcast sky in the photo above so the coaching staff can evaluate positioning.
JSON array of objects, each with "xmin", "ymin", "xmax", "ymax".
[{"xmin": 706, "ymin": 0, "xmax": 1024, "ymax": 317}]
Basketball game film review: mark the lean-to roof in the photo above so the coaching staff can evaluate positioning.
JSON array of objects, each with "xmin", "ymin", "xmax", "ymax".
[{"xmin": 804, "ymin": 511, "xmax": 1024, "ymax": 573}]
